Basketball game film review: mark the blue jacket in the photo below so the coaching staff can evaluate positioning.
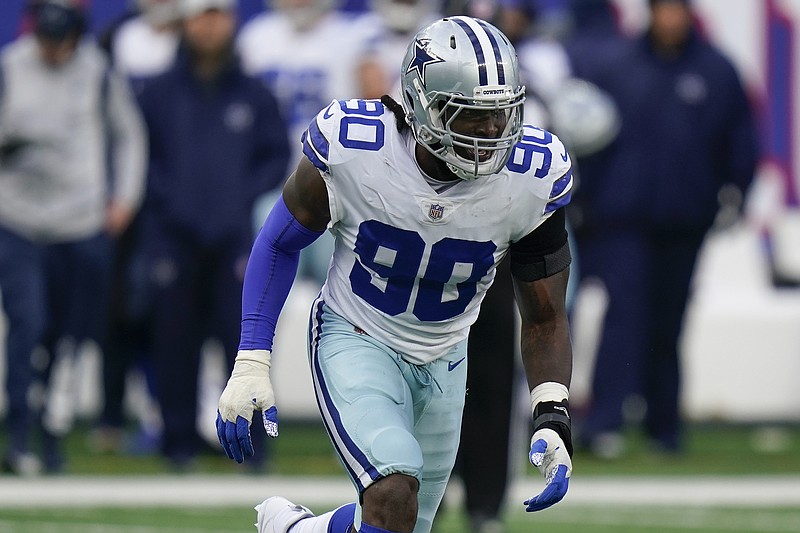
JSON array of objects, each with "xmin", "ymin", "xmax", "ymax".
[
  {"xmin": 137, "ymin": 45, "xmax": 290, "ymax": 246},
  {"xmin": 567, "ymin": 29, "xmax": 758, "ymax": 232}
]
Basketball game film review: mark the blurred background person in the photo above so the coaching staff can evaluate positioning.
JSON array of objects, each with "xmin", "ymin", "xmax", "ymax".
[
  {"xmin": 237, "ymin": 0, "xmax": 384, "ymax": 162},
  {"xmin": 454, "ymin": 257, "xmax": 518, "ymax": 533},
  {"xmin": 0, "ymin": 0, "xmax": 147, "ymax": 474},
  {"xmin": 237, "ymin": 0, "xmax": 385, "ymax": 284},
  {"xmin": 102, "ymin": 0, "xmax": 182, "ymax": 92},
  {"xmin": 441, "ymin": 0, "xmax": 492, "ymax": 21},
  {"xmin": 135, "ymin": 0, "xmax": 290, "ymax": 470},
  {"xmin": 567, "ymin": 0, "xmax": 758, "ymax": 458},
  {"xmin": 366, "ymin": 0, "xmax": 441, "ymax": 94},
  {"xmin": 90, "ymin": 0, "xmax": 182, "ymax": 457}
]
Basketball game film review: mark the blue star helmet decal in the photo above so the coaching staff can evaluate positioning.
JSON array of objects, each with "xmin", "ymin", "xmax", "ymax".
[{"xmin": 405, "ymin": 38, "xmax": 445, "ymax": 88}]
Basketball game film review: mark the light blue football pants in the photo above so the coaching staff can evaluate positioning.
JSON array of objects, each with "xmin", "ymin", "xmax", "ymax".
[{"xmin": 307, "ymin": 297, "xmax": 468, "ymax": 533}]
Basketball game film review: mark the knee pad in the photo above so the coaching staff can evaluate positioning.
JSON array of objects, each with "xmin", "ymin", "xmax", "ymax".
[{"xmin": 368, "ymin": 426, "xmax": 423, "ymax": 480}]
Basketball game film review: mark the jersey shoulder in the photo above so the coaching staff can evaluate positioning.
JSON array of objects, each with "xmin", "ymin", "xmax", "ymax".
[
  {"xmin": 301, "ymin": 98, "xmax": 397, "ymax": 173},
  {"xmin": 504, "ymin": 124, "xmax": 573, "ymax": 214}
]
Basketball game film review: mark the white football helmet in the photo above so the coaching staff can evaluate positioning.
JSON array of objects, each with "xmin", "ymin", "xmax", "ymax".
[
  {"xmin": 547, "ymin": 77, "xmax": 620, "ymax": 157},
  {"xmin": 400, "ymin": 16, "xmax": 525, "ymax": 180}
]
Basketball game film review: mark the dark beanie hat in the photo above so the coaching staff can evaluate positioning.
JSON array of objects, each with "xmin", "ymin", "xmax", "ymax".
[{"xmin": 32, "ymin": 0, "xmax": 85, "ymax": 41}]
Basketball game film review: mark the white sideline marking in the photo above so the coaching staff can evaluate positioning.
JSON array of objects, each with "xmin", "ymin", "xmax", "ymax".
[
  {"xmin": 0, "ymin": 521, "xmax": 205, "ymax": 533},
  {"xmin": 533, "ymin": 506, "xmax": 800, "ymax": 532},
  {"xmin": 0, "ymin": 475, "xmax": 799, "ymax": 509}
]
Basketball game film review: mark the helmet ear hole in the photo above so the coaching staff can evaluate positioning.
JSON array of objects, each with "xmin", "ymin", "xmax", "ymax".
[{"xmin": 450, "ymin": 35, "xmax": 457, "ymax": 49}]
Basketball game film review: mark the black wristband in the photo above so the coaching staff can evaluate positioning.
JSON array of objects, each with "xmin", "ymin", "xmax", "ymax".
[{"xmin": 533, "ymin": 400, "xmax": 574, "ymax": 457}]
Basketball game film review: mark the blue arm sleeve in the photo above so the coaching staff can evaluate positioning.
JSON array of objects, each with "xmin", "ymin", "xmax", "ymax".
[{"xmin": 239, "ymin": 195, "xmax": 325, "ymax": 351}]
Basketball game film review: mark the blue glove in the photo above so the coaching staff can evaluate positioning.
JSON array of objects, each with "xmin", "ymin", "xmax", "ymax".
[
  {"xmin": 216, "ymin": 350, "xmax": 279, "ymax": 463},
  {"xmin": 525, "ymin": 428, "xmax": 572, "ymax": 512}
]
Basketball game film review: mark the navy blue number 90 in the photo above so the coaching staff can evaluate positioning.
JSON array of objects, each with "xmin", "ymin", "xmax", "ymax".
[{"xmin": 349, "ymin": 220, "xmax": 496, "ymax": 321}]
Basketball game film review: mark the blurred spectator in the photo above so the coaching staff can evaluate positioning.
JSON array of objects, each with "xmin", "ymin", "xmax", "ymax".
[
  {"xmin": 367, "ymin": 0, "xmax": 441, "ymax": 95},
  {"xmin": 102, "ymin": 0, "xmax": 181, "ymax": 93},
  {"xmin": 510, "ymin": 0, "xmax": 572, "ymax": 134},
  {"xmin": 90, "ymin": 0, "xmax": 182, "ymax": 456},
  {"xmin": 136, "ymin": 0, "xmax": 290, "ymax": 469},
  {"xmin": 562, "ymin": 0, "xmax": 632, "ymax": 93},
  {"xmin": 567, "ymin": 0, "xmax": 758, "ymax": 457},
  {"xmin": 455, "ymin": 260, "xmax": 517, "ymax": 533},
  {"xmin": 0, "ymin": 0, "xmax": 147, "ymax": 474},
  {"xmin": 237, "ymin": 0, "xmax": 385, "ymax": 283},
  {"xmin": 442, "ymin": 0, "xmax": 497, "ymax": 21},
  {"xmin": 238, "ymin": 0, "xmax": 383, "ymax": 165},
  {"xmin": 495, "ymin": 0, "xmax": 571, "ymax": 42},
  {"xmin": 507, "ymin": 0, "xmax": 620, "ymax": 157}
]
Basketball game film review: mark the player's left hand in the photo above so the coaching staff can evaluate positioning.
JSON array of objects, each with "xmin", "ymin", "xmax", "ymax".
[{"xmin": 525, "ymin": 428, "xmax": 572, "ymax": 512}]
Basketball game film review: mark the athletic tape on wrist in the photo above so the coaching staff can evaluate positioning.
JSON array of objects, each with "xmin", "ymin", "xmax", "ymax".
[
  {"xmin": 530, "ymin": 382, "xmax": 573, "ymax": 457},
  {"xmin": 530, "ymin": 382, "xmax": 569, "ymax": 414}
]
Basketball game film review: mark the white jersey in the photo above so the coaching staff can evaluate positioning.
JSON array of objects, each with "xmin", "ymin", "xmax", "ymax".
[
  {"xmin": 237, "ymin": 11, "xmax": 380, "ymax": 166},
  {"xmin": 303, "ymin": 99, "xmax": 573, "ymax": 363},
  {"xmin": 112, "ymin": 16, "xmax": 178, "ymax": 83}
]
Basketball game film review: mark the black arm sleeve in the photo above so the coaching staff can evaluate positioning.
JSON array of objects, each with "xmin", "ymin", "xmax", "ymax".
[{"xmin": 509, "ymin": 207, "xmax": 571, "ymax": 282}]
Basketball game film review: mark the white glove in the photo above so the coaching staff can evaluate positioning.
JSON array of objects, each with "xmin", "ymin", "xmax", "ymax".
[
  {"xmin": 215, "ymin": 349, "xmax": 279, "ymax": 463},
  {"xmin": 525, "ymin": 382, "xmax": 573, "ymax": 512},
  {"xmin": 526, "ymin": 428, "xmax": 572, "ymax": 511}
]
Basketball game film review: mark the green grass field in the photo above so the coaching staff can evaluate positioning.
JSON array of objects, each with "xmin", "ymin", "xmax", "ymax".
[
  {"xmin": 29, "ymin": 420, "xmax": 800, "ymax": 477},
  {"xmin": 1, "ymin": 422, "xmax": 799, "ymax": 532}
]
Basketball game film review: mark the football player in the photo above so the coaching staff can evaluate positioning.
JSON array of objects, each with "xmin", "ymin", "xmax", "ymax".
[{"xmin": 217, "ymin": 15, "xmax": 574, "ymax": 533}]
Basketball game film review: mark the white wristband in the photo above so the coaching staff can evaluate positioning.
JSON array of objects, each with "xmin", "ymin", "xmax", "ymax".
[{"xmin": 530, "ymin": 382, "xmax": 569, "ymax": 415}]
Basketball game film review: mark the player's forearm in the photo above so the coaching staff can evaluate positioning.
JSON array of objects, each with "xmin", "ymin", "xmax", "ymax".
[
  {"xmin": 512, "ymin": 265, "xmax": 572, "ymax": 390},
  {"xmin": 239, "ymin": 195, "xmax": 323, "ymax": 351},
  {"xmin": 522, "ymin": 317, "xmax": 573, "ymax": 461},
  {"xmin": 519, "ymin": 318, "xmax": 573, "ymax": 392}
]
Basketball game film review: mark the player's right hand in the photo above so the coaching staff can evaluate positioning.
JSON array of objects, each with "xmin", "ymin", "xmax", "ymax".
[{"xmin": 216, "ymin": 349, "xmax": 279, "ymax": 463}]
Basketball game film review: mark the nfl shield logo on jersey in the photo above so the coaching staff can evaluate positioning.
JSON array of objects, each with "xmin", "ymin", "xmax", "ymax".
[{"xmin": 429, "ymin": 203, "xmax": 445, "ymax": 221}]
